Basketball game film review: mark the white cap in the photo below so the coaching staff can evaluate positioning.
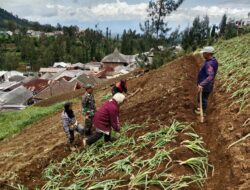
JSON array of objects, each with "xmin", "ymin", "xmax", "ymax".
[
  {"xmin": 113, "ymin": 93, "xmax": 126, "ymax": 104},
  {"xmin": 200, "ymin": 46, "xmax": 215, "ymax": 54}
]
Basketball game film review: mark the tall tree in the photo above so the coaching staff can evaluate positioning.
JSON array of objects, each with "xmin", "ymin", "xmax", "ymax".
[
  {"xmin": 147, "ymin": 0, "xmax": 184, "ymax": 39},
  {"xmin": 224, "ymin": 19, "xmax": 238, "ymax": 39},
  {"xmin": 219, "ymin": 14, "xmax": 227, "ymax": 36}
]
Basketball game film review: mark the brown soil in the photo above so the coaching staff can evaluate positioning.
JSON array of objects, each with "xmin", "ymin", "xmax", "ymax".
[{"xmin": 0, "ymin": 55, "xmax": 249, "ymax": 189}]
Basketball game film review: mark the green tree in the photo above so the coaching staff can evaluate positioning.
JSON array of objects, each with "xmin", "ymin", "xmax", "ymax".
[
  {"xmin": 147, "ymin": 0, "xmax": 184, "ymax": 39},
  {"xmin": 4, "ymin": 53, "xmax": 20, "ymax": 70},
  {"xmin": 167, "ymin": 27, "xmax": 181, "ymax": 46},
  {"xmin": 224, "ymin": 19, "xmax": 238, "ymax": 39},
  {"xmin": 219, "ymin": 14, "xmax": 227, "ymax": 36}
]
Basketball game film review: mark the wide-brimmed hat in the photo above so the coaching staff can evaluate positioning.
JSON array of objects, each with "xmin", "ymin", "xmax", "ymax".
[{"xmin": 200, "ymin": 46, "xmax": 215, "ymax": 54}]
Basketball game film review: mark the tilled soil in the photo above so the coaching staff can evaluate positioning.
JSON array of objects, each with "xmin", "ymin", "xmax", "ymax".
[{"xmin": 0, "ymin": 55, "xmax": 249, "ymax": 189}]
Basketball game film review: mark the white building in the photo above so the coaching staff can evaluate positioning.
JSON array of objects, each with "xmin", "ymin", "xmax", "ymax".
[
  {"xmin": 27, "ymin": 30, "xmax": 43, "ymax": 38},
  {"xmin": 53, "ymin": 62, "xmax": 72, "ymax": 68},
  {"xmin": 84, "ymin": 62, "xmax": 103, "ymax": 72},
  {"xmin": 0, "ymin": 71, "xmax": 24, "ymax": 82}
]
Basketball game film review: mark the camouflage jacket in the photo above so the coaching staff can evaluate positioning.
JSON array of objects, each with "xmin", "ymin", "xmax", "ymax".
[{"xmin": 82, "ymin": 92, "xmax": 96, "ymax": 116}]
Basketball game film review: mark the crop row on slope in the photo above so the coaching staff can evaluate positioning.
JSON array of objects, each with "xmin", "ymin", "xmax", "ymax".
[
  {"xmin": 214, "ymin": 33, "xmax": 250, "ymax": 112},
  {"xmin": 40, "ymin": 121, "xmax": 212, "ymax": 190}
]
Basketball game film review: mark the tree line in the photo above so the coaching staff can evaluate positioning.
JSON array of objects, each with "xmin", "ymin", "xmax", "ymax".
[{"xmin": 1, "ymin": 1, "xmax": 250, "ymax": 71}]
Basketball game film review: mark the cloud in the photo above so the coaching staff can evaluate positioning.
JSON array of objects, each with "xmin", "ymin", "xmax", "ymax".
[
  {"xmin": 1, "ymin": 0, "xmax": 249, "ymax": 31},
  {"xmin": 167, "ymin": 5, "xmax": 250, "ymax": 27},
  {"xmin": 20, "ymin": 0, "xmax": 148, "ymax": 24}
]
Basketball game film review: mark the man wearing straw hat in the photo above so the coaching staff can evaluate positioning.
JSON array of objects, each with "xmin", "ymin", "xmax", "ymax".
[{"xmin": 195, "ymin": 46, "xmax": 219, "ymax": 116}]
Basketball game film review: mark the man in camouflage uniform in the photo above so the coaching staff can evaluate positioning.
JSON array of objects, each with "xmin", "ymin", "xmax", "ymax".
[{"xmin": 82, "ymin": 84, "xmax": 96, "ymax": 136}]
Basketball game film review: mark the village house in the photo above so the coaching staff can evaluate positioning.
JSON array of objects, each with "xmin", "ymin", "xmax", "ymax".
[
  {"xmin": 34, "ymin": 78, "xmax": 82, "ymax": 100},
  {"xmin": 23, "ymin": 79, "xmax": 50, "ymax": 95},
  {"xmin": 84, "ymin": 62, "xmax": 103, "ymax": 72},
  {"xmin": 0, "ymin": 86, "xmax": 33, "ymax": 111},
  {"xmin": 27, "ymin": 30, "xmax": 43, "ymax": 38},
  {"xmin": 39, "ymin": 67, "xmax": 66, "ymax": 75},
  {"xmin": 235, "ymin": 13, "xmax": 250, "ymax": 27},
  {"xmin": 71, "ymin": 62, "xmax": 85, "ymax": 70},
  {"xmin": 76, "ymin": 73, "xmax": 103, "ymax": 87},
  {"xmin": 53, "ymin": 62, "xmax": 72, "ymax": 68},
  {"xmin": 0, "ymin": 81, "xmax": 22, "ymax": 92},
  {"xmin": 0, "ymin": 71, "xmax": 24, "ymax": 82},
  {"xmin": 49, "ymin": 70, "xmax": 85, "ymax": 81},
  {"xmin": 101, "ymin": 48, "xmax": 130, "ymax": 71}
]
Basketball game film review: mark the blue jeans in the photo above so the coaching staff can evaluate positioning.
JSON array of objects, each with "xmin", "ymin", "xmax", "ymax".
[
  {"xmin": 197, "ymin": 91, "xmax": 210, "ymax": 112},
  {"xmin": 63, "ymin": 124, "xmax": 84, "ymax": 144}
]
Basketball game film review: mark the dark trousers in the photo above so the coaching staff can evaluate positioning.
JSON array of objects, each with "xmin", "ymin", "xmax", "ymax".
[
  {"xmin": 86, "ymin": 132, "xmax": 111, "ymax": 145},
  {"xmin": 197, "ymin": 91, "xmax": 210, "ymax": 112},
  {"xmin": 85, "ymin": 116, "xmax": 94, "ymax": 136},
  {"xmin": 64, "ymin": 126, "xmax": 84, "ymax": 144}
]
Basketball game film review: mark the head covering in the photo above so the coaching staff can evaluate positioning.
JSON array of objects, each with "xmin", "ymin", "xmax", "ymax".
[
  {"xmin": 85, "ymin": 84, "xmax": 93, "ymax": 89},
  {"xmin": 200, "ymin": 46, "xmax": 215, "ymax": 54},
  {"xmin": 64, "ymin": 102, "xmax": 75, "ymax": 119},
  {"xmin": 113, "ymin": 93, "xmax": 126, "ymax": 104}
]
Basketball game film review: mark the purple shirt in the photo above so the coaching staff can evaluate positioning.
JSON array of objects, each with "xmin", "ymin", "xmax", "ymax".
[
  {"xmin": 197, "ymin": 57, "xmax": 219, "ymax": 92},
  {"xmin": 93, "ymin": 99, "xmax": 120, "ymax": 133}
]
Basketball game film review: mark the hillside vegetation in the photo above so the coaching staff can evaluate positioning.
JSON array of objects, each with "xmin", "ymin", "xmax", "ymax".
[
  {"xmin": 214, "ymin": 33, "xmax": 250, "ymax": 111},
  {"xmin": 0, "ymin": 8, "xmax": 55, "ymax": 31}
]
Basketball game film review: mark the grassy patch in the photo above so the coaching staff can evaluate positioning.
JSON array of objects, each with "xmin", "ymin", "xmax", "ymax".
[
  {"xmin": 101, "ymin": 93, "xmax": 113, "ymax": 102},
  {"xmin": 0, "ymin": 99, "xmax": 78, "ymax": 140}
]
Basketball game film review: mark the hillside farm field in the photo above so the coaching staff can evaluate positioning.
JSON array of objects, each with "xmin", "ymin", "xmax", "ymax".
[{"xmin": 0, "ymin": 34, "xmax": 249, "ymax": 189}]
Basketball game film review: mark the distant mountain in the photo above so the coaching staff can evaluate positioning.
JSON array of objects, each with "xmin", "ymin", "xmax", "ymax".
[{"xmin": 0, "ymin": 7, "xmax": 56, "ymax": 32}]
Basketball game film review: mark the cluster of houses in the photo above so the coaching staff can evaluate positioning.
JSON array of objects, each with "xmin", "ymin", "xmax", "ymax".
[
  {"xmin": 0, "ymin": 48, "xmax": 153, "ymax": 112},
  {"xmin": 0, "ymin": 68, "xmax": 102, "ymax": 112},
  {"xmin": 26, "ymin": 30, "xmax": 64, "ymax": 38},
  {"xmin": 235, "ymin": 13, "xmax": 250, "ymax": 28},
  {"xmin": 0, "ymin": 29, "xmax": 64, "ymax": 38}
]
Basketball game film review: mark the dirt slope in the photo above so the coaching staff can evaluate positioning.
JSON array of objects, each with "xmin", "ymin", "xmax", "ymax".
[
  {"xmin": 0, "ymin": 91, "xmax": 110, "ymax": 189},
  {"xmin": 121, "ymin": 55, "xmax": 249, "ymax": 190},
  {"xmin": 0, "ymin": 55, "xmax": 249, "ymax": 189}
]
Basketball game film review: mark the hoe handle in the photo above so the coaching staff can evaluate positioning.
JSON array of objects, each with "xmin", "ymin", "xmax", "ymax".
[{"xmin": 199, "ymin": 90, "xmax": 204, "ymax": 123}]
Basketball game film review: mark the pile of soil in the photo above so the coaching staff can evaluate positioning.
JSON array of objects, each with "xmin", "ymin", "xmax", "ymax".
[{"xmin": 0, "ymin": 55, "xmax": 249, "ymax": 189}]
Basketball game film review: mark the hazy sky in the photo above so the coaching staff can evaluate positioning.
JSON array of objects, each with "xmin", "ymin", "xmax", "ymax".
[{"xmin": 1, "ymin": 0, "xmax": 250, "ymax": 33}]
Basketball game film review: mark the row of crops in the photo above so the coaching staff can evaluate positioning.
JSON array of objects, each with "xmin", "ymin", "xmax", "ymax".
[
  {"xmin": 214, "ymin": 33, "xmax": 250, "ymax": 112},
  {"xmin": 37, "ymin": 121, "xmax": 212, "ymax": 190}
]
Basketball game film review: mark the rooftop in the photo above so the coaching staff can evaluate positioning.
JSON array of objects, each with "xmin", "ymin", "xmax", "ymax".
[
  {"xmin": 39, "ymin": 68, "xmax": 66, "ymax": 73},
  {"xmin": 101, "ymin": 48, "xmax": 128, "ymax": 64}
]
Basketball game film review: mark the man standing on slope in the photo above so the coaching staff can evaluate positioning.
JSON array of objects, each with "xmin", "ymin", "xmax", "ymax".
[
  {"xmin": 82, "ymin": 84, "xmax": 96, "ymax": 136},
  {"xmin": 195, "ymin": 46, "xmax": 219, "ymax": 115}
]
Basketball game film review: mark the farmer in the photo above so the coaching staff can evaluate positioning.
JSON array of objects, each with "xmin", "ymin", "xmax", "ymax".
[
  {"xmin": 61, "ymin": 102, "xmax": 84, "ymax": 146},
  {"xmin": 112, "ymin": 80, "xmax": 128, "ymax": 95},
  {"xmin": 83, "ymin": 93, "xmax": 125, "ymax": 146},
  {"xmin": 82, "ymin": 84, "xmax": 96, "ymax": 136},
  {"xmin": 195, "ymin": 46, "xmax": 219, "ymax": 115}
]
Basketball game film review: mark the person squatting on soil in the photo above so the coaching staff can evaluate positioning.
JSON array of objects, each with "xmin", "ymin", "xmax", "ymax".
[
  {"xmin": 112, "ymin": 80, "xmax": 128, "ymax": 95},
  {"xmin": 82, "ymin": 84, "xmax": 96, "ymax": 136},
  {"xmin": 61, "ymin": 102, "xmax": 84, "ymax": 144},
  {"xmin": 83, "ymin": 93, "xmax": 125, "ymax": 146},
  {"xmin": 195, "ymin": 46, "xmax": 219, "ymax": 115}
]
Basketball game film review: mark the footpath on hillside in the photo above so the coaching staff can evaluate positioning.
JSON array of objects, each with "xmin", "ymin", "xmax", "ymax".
[{"xmin": 0, "ymin": 55, "xmax": 249, "ymax": 190}]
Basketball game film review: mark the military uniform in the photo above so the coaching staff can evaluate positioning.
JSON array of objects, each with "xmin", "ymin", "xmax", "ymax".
[{"xmin": 82, "ymin": 92, "xmax": 96, "ymax": 135}]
